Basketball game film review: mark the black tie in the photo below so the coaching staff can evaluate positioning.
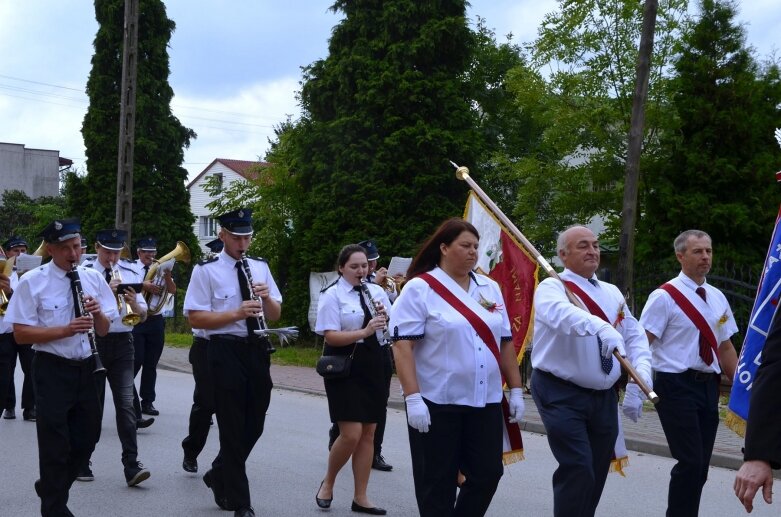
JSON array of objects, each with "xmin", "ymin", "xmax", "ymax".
[
  {"xmin": 66, "ymin": 270, "xmax": 83, "ymax": 318},
  {"xmin": 588, "ymin": 278, "xmax": 613, "ymax": 374},
  {"xmin": 143, "ymin": 265, "xmax": 149, "ymax": 277},
  {"xmin": 236, "ymin": 262, "xmax": 260, "ymax": 335},
  {"xmin": 354, "ymin": 286, "xmax": 372, "ymax": 327},
  {"xmin": 104, "ymin": 268, "xmax": 112, "ymax": 284}
]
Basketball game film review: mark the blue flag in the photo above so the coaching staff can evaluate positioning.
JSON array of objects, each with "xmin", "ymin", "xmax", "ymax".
[{"xmin": 727, "ymin": 206, "xmax": 781, "ymax": 436}]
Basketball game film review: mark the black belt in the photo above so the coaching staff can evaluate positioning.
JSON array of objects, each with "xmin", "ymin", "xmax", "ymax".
[
  {"xmin": 35, "ymin": 350, "xmax": 92, "ymax": 368},
  {"xmin": 659, "ymin": 370, "xmax": 719, "ymax": 383},
  {"xmin": 211, "ymin": 334, "xmax": 253, "ymax": 344},
  {"xmin": 534, "ymin": 368, "xmax": 612, "ymax": 394},
  {"xmin": 193, "ymin": 336, "xmax": 209, "ymax": 346}
]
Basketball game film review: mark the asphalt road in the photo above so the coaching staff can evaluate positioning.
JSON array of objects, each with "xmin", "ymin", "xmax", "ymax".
[{"xmin": 0, "ymin": 367, "xmax": 774, "ymax": 516}]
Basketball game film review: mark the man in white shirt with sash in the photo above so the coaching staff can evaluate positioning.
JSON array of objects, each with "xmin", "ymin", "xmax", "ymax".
[
  {"xmin": 531, "ymin": 226, "xmax": 652, "ymax": 517},
  {"xmin": 640, "ymin": 229, "xmax": 738, "ymax": 517}
]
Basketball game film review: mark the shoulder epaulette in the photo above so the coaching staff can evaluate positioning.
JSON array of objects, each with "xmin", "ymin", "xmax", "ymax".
[
  {"xmin": 197, "ymin": 256, "xmax": 219, "ymax": 266},
  {"xmin": 320, "ymin": 278, "xmax": 339, "ymax": 293},
  {"xmin": 83, "ymin": 261, "xmax": 95, "ymax": 268},
  {"xmin": 247, "ymin": 256, "xmax": 268, "ymax": 263},
  {"xmin": 121, "ymin": 258, "xmax": 137, "ymax": 265}
]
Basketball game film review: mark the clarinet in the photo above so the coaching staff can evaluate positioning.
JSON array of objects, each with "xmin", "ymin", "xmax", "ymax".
[
  {"xmin": 68, "ymin": 265, "xmax": 106, "ymax": 374},
  {"xmin": 239, "ymin": 252, "xmax": 276, "ymax": 353},
  {"xmin": 359, "ymin": 278, "xmax": 392, "ymax": 346}
]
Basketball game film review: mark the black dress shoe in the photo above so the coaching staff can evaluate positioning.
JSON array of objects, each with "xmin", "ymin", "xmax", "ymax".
[
  {"xmin": 136, "ymin": 416, "xmax": 155, "ymax": 429},
  {"xmin": 204, "ymin": 470, "xmax": 236, "ymax": 511},
  {"xmin": 351, "ymin": 501, "xmax": 387, "ymax": 515},
  {"xmin": 234, "ymin": 507, "xmax": 255, "ymax": 517},
  {"xmin": 2, "ymin": 408, "xmax": 15, "ymax": 419},
  {"xmin": 316, "ymin": 480, "xmax": 332, "ymax": 509},
  {"xmin": 371, "ymin": 453, "xmax": 392, "ymax": 472},
  {"xmin": 183, "ymin": 456, "xmax": 198, "ymax": 473},
  {"xmin": 141, "ymin": 403, "xmax": 159, "ymax": 416},
  {"xmin": 23, "ymin": 408, "xmax": 37, "ymax": 421}
]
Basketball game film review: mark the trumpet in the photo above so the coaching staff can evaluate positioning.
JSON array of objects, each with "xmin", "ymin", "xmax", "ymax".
[
  {"xmin": 359, "ymin": 278, "xmax": 392, "ymax": 345},
  {"xmin": 143, "ymin": 241, "xmax": 190, "ymax": 315},
  {"xmin": 67, "ymin": 266, "xmax": 105, "ymax": 374},
  {"xmin": 110, "ymin": 262, "xmax": 142, "ymax": 326}
]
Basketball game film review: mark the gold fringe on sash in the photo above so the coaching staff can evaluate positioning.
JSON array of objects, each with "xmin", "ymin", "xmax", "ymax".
[
  {"xmin": 609, "ymin": 456, "xmax": 629, "ymax": 477},
  {"xmin": 725, "ymin": 410, "xmax": 747, "ymax": 438},
  {"xmin": 502, "ymin": 449, "xmax": 525, "ymax": 466}
]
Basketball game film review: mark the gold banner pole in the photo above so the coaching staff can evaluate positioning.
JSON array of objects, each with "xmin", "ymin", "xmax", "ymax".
[{"xmin": 452, "ymin": 162, "xmax": 659, "ymax": 404}]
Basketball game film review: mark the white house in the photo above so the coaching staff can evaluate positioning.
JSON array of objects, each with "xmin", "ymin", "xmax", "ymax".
[
  {"xmin": 186, "ymin": 158, "xmax": 267, "ymax": 253},
  {"xmin": 0, "ymin": 142, "xmax": 71, "ymax": 199}
]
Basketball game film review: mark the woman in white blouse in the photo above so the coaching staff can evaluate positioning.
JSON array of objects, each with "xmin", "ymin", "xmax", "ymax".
[
  {"xmin": 390, "ymin": 218, "xmax": 524, "ymax": 517},
  {"xmin": 314, "ymin": 244, "xmax": 391, "ymax": 515}
]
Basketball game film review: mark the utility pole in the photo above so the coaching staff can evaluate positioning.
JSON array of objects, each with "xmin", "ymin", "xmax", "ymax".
[
  {"xmin": 115, "ymin": 0, "xmax": 139, "ymax": 245},
  {"xmin": 617, "ymin": 0, "xmax": 658, "ymax": 307}
]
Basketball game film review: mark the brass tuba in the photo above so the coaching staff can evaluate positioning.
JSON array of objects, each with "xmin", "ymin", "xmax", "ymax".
[
  {"xmin": 0, "ymin": 254, "xmax": 15, "ymax": 315},
  {"xmin": 32, "ymin": 239, "xmax": 50, "ymax": 260},
  {"xmin": 143, "ymin": 241, "xmax": 190, "ymax": 316}
]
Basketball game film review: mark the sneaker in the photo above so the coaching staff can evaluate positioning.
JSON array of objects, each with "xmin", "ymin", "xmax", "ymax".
[
  {"xmin": 124, "ymin": 461, "xmax": 150, "ymax": 487},
  {"xmin": 76, "ymin": 461, "xmax": 94, "ymax": 482}
]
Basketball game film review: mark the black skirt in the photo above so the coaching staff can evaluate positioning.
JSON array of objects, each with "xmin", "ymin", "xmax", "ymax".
[{"xmin": 323, "ymin": 334, "xmax": 387, "ymax": 423}]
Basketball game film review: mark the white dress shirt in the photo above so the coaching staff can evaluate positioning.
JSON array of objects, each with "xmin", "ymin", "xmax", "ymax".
[
  {"xmin": 531, "ymin": 269, "xmax": 650, "ymax": 390},
  {"xmin": 184, "ymin": 251, "xmax": 282, "ymax": 337},
  {"xmin": 640, "ymin": 271, "xmax": 737, "ymax": 374},
  {"xmin": 83, "ymin": 258, "xmax": 147, "ymax": 333},
  {"xmin": 389, "ymin": 267, "xmax": 511, "ymax": 407},
  {"xmin": 0, "ymin": 271, "xmax": 19, "ymax": 334},
  {"xmin": 315, "ymin": 276, "xmax": 391, "ymax": 343},
  {"xmin": 4, "ymin": 262, "xmax": 118, "ymax": 360}
]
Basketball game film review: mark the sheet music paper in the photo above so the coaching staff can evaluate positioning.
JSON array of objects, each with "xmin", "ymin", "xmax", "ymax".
[
  {"xmin": 15, "ymin": 254, "xmax": 43, "ymax": 273},
  {"xmin": 387, "ymin": 256, "xmax": 412, "ymax": 278}
]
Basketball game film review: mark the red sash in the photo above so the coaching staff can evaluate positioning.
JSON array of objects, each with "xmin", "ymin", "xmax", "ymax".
[
  {"xmin": 419, "ymin": 272, "xmax": 523, "ymax": 453},
  {"xmin": 660, "ymin": 283, "xmax": 719, "ymax": 364},
  {"xmin": 563, "ymin": 281, "xmax": 610, "ymax": 324}
]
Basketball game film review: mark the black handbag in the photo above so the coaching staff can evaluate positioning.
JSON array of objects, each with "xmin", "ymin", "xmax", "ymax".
[{"xmin": 316, "ymin": 343, "xmax": 356, "ymax": 379}]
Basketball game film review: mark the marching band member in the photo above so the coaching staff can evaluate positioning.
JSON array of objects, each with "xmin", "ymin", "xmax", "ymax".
[
  {"xmin": 0, "ymin": 239, "xmax": 20, "ymax": 423},
  {"xmin": 132, "ymin": 236, "xmax": 175, "ymax": 418},
  {"xmin": 531, "ymin": 225, "xmax": 651, "ymax": 517},
  {"xmin": 640, "ymin": 230, "xmax": 737, "ymax": 517},
  {"xmin": 181, "ymin": 238, "xmax": 223, "ymax": 473},
  {"xmin": 390, "ymin": 219, "xmax": 524, "ymax": 517},
  {"xmin": 185, "ymin": 208, "xmax": 282, "ymax": 517},
  {"xmin": 2, "ymin": 236, "xmax": 34, "ymax": 421},
  {"xmin": 80, "ymin": 229, "xmax": 151, "ymax": 486},
  {"xmin": 4, "ymin": 218, "xmax": 116, "ymax": 516}
]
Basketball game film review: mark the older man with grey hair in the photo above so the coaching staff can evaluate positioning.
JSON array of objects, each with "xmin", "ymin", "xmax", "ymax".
[{"xmin": 640, "ymin": 229, "xmax": 738, "ymax": 517}]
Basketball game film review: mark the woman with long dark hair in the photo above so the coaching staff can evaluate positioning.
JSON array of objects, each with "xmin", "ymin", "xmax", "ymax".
[
  {"xmin": 314, "ymin": 244, "xmax": 391, "ymax": 515},
  {"xmin": 390, "ymin": 218, "xmax": 525, "ymax": 517}
]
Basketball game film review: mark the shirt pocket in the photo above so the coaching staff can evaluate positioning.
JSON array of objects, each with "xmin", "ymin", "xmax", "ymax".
[
  {"xmin": 40, "ymin": 296, "xmax": 68, "ymax": 327},
  {"xmin": 212, "ymin": 287, "xmax": 238, "ymax": 312},
  {"xmin": 340, "ymin": 304, "xmax": 364, "ymax": 331}
]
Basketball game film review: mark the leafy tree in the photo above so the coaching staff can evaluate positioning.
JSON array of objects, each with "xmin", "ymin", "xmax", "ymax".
[
  {"xmin": 70, "ymin": 0, "xmax": 198, "ymax": 261},
  {"xmin": 0, "ymin": 190, "xmax": 66, "ymax": 246},
  {"xmin": 282, "ymin": 0, "xmax": 482, "ymax": 326},
  {"xmin": 638, "ymin": 0, "xmax": 781, "ymax": 267}
]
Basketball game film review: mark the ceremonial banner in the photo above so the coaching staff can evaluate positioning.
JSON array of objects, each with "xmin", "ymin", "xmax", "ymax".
[
  {"xmin": 727, "ymin": 206, "xmax": 781, "ymax": 436},
  {"xmin": 308, "ymin": 271, "xmax": 340, "ymax": 331},
  {"xmin": 463, "ymin": 191, "xmax": 539, "ymax": 361}
]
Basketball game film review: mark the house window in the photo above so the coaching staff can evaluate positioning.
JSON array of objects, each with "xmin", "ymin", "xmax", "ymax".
[
  {"xmin": 200, "ymin": 216, "xmax": 218, "ymax": 238},
  {"xmin": 213, "ymin": 173, "xmax": 224, "ymax": 192}
]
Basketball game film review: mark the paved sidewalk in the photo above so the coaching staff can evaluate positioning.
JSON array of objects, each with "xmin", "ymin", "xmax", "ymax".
[{"xmin": 158, "ymin": 345, "xmax": 748, "ymax": 472}]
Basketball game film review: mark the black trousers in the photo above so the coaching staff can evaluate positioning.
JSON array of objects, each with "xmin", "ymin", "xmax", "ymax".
[
  {"xmin": 208, "ymin": 335, "xmax": 272, "ymax": 509},
  {"xmin": 329, "ymin": 345, "xmax": 393, "ymax": 454},
  {"xmin": 655, "ymin": 370, "xmax": 720, "ymax": 517},
  {"xmin": 408, "ymin": 399, "xmax": 504, "ymax": 517},
  {"xmin": 531, "ymin": 369, "xmax": 618, "ymax": 517},
  {"xmin": 4, "ymin": 334, "xmax": 34, "ymax": 411},
  {"xmin": 182, "ymin": 336, "xmax": 215, "ymax": 460},
  {"xmin": 33, "ymin": 352, "xmax": 101, "ymax": 517},
  {"xmin": 94, "ymin": 333, "xmax": 138, "ymax": 466},
  {"xmin": 0, "ymin": 333, "xmax": 15, "ymax": 413},
  {"xmin": 132, "ymin": 314, "xmax": 165, "ymax": 413}
]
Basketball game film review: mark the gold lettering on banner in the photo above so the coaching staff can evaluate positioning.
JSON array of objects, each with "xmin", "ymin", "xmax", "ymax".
[
  {"xmin": 512, "ymin": 315, "xmax": 524, "ymax": 333},
  {"xmin": 510, "ymin": 267, "xmax": 523, "ymax": 303}
]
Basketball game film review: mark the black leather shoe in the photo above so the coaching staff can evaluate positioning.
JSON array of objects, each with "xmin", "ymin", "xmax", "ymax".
[
  {"xmin": 141, "ymin": 402, "xmax": 159, "ymax": 416},
  {"xmin": 234, "ymin": 507, "xmax": 255, "ymax": 517},
  {"xmin": 204, "ymin": 470, "xmax": 236, "ymax": 511},
  {"xmin": 136, "ymin": 416, "xmax": 155, "ymax": 429},
  {"xmin": 371, "ymin": 453, "xmax": 392, "ymax": 472},
  {"xmin": 2, "ymin": 408, "xmax": 15, "ymax": 419},
  {"xmin": 183, "ymin": 456, "xmax": 198, "ymax": 473},
  {"xmin": 23, "ymin": 408, "xmax": 37, "ymax": 421},
  {"xmin": 351, "ymin": 501, "xmax": 387, "ymax": 515},
  {"xmin": 316, "ymin": 480, "xmax": 332, "ymax": 509}
]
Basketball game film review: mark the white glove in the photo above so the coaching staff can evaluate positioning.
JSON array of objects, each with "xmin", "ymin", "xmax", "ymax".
[
  {"xmin": 597, "ymin": 323, "xmax": 626, "ymax": 358},
  {"xmin": 507, "ymin": 388, "xmax": 525, "ymax": 424},
  {"xmin": 621, "ymin": 383, "xmax": 644, "ymax": 422},
  {"xmin": 405, "ymin": 393, "xmax": 431, "ymax": 433}
]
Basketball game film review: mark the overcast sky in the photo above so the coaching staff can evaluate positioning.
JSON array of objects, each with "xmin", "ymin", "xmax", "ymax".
[{"xmin": 0, "ymin": 0, "xmax": 777, "ymax": 184}]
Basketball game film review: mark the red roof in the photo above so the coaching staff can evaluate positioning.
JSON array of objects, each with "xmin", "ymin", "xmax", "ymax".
[{"xmin": 187, "ymin": 158, "xmax": 270, "ymax": 189}]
